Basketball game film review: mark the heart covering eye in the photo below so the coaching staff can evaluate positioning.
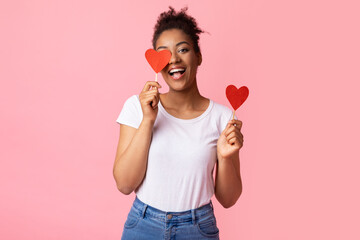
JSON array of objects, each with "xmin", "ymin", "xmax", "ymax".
[
  {"xmin": 145, "ymin": 49, "xmax": 172, "ymax": 73},
  {"xmin": 226, "ymin": 85, "xmax": 249, "ymax": 110}
]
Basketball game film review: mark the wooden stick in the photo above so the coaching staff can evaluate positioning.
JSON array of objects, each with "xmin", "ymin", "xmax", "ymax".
[
  {"xmin": 232, "ymin": 110, "xmax": 235, "ymax": 120},
  {"xmin": 151, "ymin": 73, "xmax": 158, "ymax": 107},
  {"xmin": 154, "ymin": 73, "xmax": 158, "ymax": 90}
]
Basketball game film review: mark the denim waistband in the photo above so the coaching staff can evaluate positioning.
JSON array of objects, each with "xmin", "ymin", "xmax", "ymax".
[{"xmin": 131, "ymin": 196, "xmax": 214, "ymax": 224}]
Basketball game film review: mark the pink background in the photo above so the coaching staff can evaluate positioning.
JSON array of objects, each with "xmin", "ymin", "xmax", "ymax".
[{"xmin": 1, "ymin": 0, "xmax": 359, "ymax": 239}]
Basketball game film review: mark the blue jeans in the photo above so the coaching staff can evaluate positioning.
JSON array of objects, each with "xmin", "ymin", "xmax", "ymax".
[{"xmin": 121, "ymin": 196, "xmax": 220, "ymax": 240}]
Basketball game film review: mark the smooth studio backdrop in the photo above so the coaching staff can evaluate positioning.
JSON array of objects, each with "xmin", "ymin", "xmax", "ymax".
[{"xmin": 1, "ymin": 0, "xmax": 359, "ymax": 239}]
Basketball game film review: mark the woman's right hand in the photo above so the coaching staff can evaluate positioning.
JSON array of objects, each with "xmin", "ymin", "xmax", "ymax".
[{"xmin": 139, "ymin": 81, "xmax": 162, "ymax": 123}]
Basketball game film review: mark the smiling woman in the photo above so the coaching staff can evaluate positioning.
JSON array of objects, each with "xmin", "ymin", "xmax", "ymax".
[
  {"xmin": 156, "ymin": 28, "xmax": 202, "ymax": 90},
  {"xmin": 113, "ymin": 6, "xmax": 244, "ymax": 240}
]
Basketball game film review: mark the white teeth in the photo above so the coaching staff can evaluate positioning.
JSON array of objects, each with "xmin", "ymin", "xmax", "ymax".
[{"xmin": 169, "ymin": 68, "xmax": 185, "ymax": 74}]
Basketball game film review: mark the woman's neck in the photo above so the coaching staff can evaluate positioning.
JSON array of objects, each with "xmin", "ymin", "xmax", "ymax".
[{"xmin": 160, "ymin": 83, "xmax": 207, "ymax": 112}]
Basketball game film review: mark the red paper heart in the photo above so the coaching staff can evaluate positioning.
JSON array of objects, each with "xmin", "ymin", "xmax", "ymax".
[
  {"xmin": 145, "ymin": 49, "xmax": 172, "ymax": 73},
  {"xmin": 226, "ymin": 85, "xmax": 249, "ymax": 110}
]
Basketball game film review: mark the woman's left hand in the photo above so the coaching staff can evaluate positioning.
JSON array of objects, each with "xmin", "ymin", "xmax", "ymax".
[{"xmin": 217, "ymin": 119, "xmax": 244, "ymax": 160}]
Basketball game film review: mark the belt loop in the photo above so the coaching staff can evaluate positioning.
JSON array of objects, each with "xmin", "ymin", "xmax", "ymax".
[
  {"xmin": 191, "ymin": 209, "xmax": 196, "ymax": 225},
  {"xmin": 141, "ymin": 204, "xmax": 148, "ymax": 219},
  {"xmin": 210, "ymin": 200, "xmax": 214, "ymax": 210}
]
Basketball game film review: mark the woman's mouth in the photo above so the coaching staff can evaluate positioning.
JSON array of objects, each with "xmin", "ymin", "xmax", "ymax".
[{"xmin": 168, "ymin": 68, "xmax": 186, "ymax": 80}]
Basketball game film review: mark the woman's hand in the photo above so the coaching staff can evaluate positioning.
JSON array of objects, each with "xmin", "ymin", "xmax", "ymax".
[
  {"xmin": 139, "ymin": 81, "xmax": 162, "ymax": 123},
  {"xmin": 217, "ymin": 119, "xmax": 244, "ymax": 160}
]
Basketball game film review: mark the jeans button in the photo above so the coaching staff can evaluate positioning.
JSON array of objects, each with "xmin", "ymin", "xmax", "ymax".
[{"xmin": 167, "ymin": 214, "xmax": 173, "ymax": 219}]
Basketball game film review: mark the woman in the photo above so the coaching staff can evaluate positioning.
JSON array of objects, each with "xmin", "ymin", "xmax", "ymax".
[{"xmin": 113, "ymin": 6, "xmax": 244, "ymax": 240}]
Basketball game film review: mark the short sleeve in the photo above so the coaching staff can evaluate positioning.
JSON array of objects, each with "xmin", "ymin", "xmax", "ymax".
[
  {"xmin": 219, "ymin": 107, "xmax": 238, "ymax": 134},
  {"xmin": 116, "ymin": 95, "xmax": 143, "ymax": 129}
]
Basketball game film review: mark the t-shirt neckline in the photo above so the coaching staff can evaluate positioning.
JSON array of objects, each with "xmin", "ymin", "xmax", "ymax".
[{"xmin": 158, "ymin": 98, "xmax": 213, "ymax": 123}]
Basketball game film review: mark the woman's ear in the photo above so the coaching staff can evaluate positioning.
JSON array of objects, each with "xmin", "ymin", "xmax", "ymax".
[{"xmin": 197, "ymin": 52, "xmax": 202, "ymax": 66}]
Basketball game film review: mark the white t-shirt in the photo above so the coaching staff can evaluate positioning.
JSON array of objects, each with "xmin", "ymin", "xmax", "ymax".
[{"xmin": 116, "ymin": 94, "xmax": 237, "ymax": 212}]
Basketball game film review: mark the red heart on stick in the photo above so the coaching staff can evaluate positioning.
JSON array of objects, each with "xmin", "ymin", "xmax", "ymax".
[
  {"xmin": 145, "ymin": 49, "xmax": 172, "ymax": 73},
  {"xmin": 226, "ymin": 85, "xmax": 249, "ymax": 110}
]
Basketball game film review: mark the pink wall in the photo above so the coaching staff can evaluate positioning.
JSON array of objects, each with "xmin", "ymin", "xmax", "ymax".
[{"xmin": 1, "ymin": 0, "xmax": 359, "ymax": 239}]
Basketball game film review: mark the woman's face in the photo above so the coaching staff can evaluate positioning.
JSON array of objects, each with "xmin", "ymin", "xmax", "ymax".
[{"xmin": 155, "ymin": 29, "xmax": 202, "ymax": 92}]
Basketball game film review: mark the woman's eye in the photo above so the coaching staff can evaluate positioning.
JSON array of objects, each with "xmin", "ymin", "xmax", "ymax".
[{"xmin": 178, "ymin": 48, "xmax": 189, "ymax": 53}]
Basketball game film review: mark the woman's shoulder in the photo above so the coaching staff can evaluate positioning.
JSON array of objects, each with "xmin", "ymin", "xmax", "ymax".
[
  {"xmin": 121, "ymin": 94, "xmax": 142, "ymax": 113},
  {"xmin": 123, "ymin": 94, "xmax": 141, "ymax": 106},
  {"xmin": 209, "ymin": 98, "xmax": 233, "ymax": 115},
  {"xmin": 117, "ymin": 94, "xmax": 143, "ymax": 126},
  {"xmin": 207, "ymin": 98, "xmax": 235, "ymax": 133},
  {"xmin": 126, "ymin": 94, "xmax": 140, "ymax": 102}
]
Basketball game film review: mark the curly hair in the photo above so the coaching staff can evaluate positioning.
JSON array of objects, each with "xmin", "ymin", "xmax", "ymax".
[{"xmin": 152, "ymin": 6, "xmax": 204, "ymax": 53}]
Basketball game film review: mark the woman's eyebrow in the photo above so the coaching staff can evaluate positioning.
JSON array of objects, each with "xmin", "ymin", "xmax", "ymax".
[
  {"xmin": 156, "ymin": 46, "xmax": 167, "ymax": 50},
  {"xmin": 156, "ymin": 41, "xmax": 190, "ymax": 51},
  {"xmin": 176, "ymin": 41, "xmax": 190, "ymax": 47}
]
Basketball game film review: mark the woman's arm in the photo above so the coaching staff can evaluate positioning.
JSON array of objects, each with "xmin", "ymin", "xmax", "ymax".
[
  {"xmin": 215, "ymin": 119, "xmax": 244, "ymax": 208},
  {"xmin": 215, "ymin": 153, "xmax": 242, "ymax": 208},
  {"xmin": 113, "ymin": 81, "xmax": 161, "ymax": 195},
  {"xmin": 113, "ymin": 120, "xmax": 154, "ymax": 195}
]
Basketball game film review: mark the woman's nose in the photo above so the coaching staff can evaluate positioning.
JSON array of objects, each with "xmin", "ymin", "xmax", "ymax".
[{"xmin": 169, "ymin": 51, "xmax": 180, "ymax": 65}]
